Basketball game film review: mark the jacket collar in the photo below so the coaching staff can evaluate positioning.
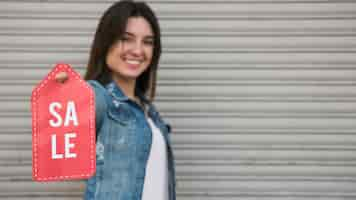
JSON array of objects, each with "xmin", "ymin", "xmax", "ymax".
[
  {"xmin": 105, "ymin": 81, "xmax": 163, "ymax": 120},
  {"xmin": 105, "ymin": 81, "xmax": 160, "ymax": 120},
  {"xmin": 105, "ymin": 81, "xmax": 129, "ymax": 102},
  {"xmin": 105, "ymin": 81, "xmax": 151, "ymax": 106}
]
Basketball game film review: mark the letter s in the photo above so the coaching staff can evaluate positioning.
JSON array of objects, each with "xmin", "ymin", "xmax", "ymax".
[{"xmin": 49, "ymin": 102, "xmax": 62, "ymax": 127}]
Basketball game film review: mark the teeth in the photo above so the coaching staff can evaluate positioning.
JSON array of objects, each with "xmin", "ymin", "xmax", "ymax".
[{"xmin": 126, "ymin": 59, "xmax": 141, "ymax": 65}]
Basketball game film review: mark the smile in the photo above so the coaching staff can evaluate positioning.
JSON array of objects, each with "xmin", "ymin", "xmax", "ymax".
[{"xmin": 125, "ymin": 59, "xmax": 142, "ymax": 65}]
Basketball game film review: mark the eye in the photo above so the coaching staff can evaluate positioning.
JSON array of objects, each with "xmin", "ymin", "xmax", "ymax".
[
  {"xmin": 144, "ymin": 39, "xmax": 154, "ymax": 46},
  {"xmin": 120, "ymin": 36, "xmax": 130, "ymax": 42}
]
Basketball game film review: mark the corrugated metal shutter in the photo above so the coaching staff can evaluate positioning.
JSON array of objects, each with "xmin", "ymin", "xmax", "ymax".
[{"xmin": 1, "ymin": 0, "xmax": 356, "ymax": 199}]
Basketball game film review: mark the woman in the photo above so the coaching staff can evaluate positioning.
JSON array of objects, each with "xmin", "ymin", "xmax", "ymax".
[{"xmin": 56, "ymin": 1, "xmax": 176, "ymax": 199}]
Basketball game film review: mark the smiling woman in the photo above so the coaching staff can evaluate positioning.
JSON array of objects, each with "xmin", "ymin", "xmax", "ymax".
[
  {"xmin": 105, "ymin": 17, "xmax": 154, "ymax": 99},
  {"xmin": 84, "ymin": 0, "xmax": 162, "ymax": 103},
  {"xmin": 55, "ymin": 1, "xmax": 175, "ymax": 200}
]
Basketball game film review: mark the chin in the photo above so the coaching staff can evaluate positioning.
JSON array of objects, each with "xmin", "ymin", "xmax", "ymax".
[{"xmin": 122, "ymin": 71, "xmax": 143, "ymax": 80}]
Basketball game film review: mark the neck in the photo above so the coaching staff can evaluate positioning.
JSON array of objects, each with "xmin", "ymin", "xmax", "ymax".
[{"xmin": 112, "ymin": 76, "xmax": 136, "ymax": 100}]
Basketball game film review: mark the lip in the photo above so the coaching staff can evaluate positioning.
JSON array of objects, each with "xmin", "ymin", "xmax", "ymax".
[
  {"xmin": 124, "ymin": 58, "xmax": 143, "ymax": 70},
  {"xmin": 125, "ymin": 61, "xmax": 141, "ymax": 70},
  {"xmin": 126, "ymin": 63, "xmax": 140, "ymax": 70}
]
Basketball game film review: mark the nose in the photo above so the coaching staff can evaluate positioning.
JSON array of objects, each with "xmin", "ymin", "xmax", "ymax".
[{"xmin": 130, "ymin": 41, "xmax": 144, "ymax": 56}]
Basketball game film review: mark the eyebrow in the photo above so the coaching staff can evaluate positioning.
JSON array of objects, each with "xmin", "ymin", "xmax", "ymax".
[{"xmin": 125, "ymin": 32, "xmax": 154, "ymax": 39}]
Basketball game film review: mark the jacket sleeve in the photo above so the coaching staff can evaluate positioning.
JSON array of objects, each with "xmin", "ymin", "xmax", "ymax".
[{"xmin": 87, "ymin": 80, "xmax": 108, "ymax": 133}]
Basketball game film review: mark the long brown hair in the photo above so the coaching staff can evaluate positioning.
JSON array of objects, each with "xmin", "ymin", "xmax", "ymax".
[{"xmin": 84, "ymin": 0, "xmax": 161, "ymax": 101}]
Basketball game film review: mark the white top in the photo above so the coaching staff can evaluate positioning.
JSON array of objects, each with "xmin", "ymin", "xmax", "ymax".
[{"xmin": 141, "ymin": 118, "xmax": 169, "ymax": 200}]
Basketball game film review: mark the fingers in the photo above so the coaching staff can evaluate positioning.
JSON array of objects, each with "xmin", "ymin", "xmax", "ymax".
[{"xmin": 55, "ymin": 72, "xmax": 69, "ymax": 83}]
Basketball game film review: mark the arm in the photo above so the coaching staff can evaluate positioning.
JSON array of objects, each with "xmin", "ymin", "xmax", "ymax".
[
  {"xmin": 86, "ymin": 80, "xmax": 107, "ymax": 133},
  {"xmin": 55, "ymin": 73, "xmax": 107, "ymax": 133}
]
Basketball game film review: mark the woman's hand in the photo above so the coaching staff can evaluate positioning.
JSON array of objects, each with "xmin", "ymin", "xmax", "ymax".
[{"xmin": 55, "ymin": 72, "xmax": 69, "ymax": 83}]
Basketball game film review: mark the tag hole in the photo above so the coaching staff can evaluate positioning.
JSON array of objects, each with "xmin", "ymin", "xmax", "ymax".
[{"xmin": 55, "ymin": 72, "xmax": 69, "ymax": 84}]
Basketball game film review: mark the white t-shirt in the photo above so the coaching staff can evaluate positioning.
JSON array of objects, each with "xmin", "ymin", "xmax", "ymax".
[{"xmin": 141, "ymin": 118, "xmax": 169, "ymax": 200}]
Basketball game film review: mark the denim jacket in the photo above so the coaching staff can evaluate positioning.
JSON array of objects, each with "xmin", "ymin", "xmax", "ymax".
[{"xmin": 84, "ymin": 80, "xmax": 176, "ymax": 200}]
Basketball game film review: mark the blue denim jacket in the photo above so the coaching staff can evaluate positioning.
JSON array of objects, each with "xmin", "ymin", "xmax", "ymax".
[{"xmin": 84, "ymin": 80, "xmax": 176, "ymax": 200}]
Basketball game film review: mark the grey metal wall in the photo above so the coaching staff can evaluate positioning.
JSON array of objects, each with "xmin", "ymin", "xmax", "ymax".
[{"xmin": 1, "ymin": 0, "xmax": 356, "ymax": 199}]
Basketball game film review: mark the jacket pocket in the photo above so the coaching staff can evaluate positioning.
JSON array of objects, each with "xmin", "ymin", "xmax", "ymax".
[
  {"xmin": 107, "ymin": 105, "xmax": 135, "ymax": 151},
  {"xmin": 107, "ymin": 104, "xmax": 134, "ymax": 125}
]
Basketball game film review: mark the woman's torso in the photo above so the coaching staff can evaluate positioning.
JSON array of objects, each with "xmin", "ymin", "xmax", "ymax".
[{"xmin": 83, "ymin": 80, "xmax": 176, "ymax": 200}]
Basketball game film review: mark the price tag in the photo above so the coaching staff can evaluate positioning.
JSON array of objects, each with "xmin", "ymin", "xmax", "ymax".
[{"xmin": 31, "ymin": 64, "xmax": 96, "ymax": 181}]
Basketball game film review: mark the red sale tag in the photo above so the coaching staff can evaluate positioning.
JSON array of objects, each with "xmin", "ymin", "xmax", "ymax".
[{"xmin": 31, "ymin": 64, "xmax": 96, "ymax": 181}]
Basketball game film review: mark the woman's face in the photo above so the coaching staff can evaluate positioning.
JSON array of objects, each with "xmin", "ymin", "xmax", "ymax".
[{"xmin": 106, "ymin": 16, "xmax": 154, "ymax": 82}]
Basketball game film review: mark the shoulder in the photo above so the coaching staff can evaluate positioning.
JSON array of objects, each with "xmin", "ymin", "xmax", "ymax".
[
  {"xmin": 86, "ymin": 80, "xmax": 110, "ymax": 100},
  {"xmin": 86, "ymin": 80, "xmax": 110, "ymax": 115},
  {"xmin": 87, "ymin": 80, "xmax": 106, "ymax": 92}
]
